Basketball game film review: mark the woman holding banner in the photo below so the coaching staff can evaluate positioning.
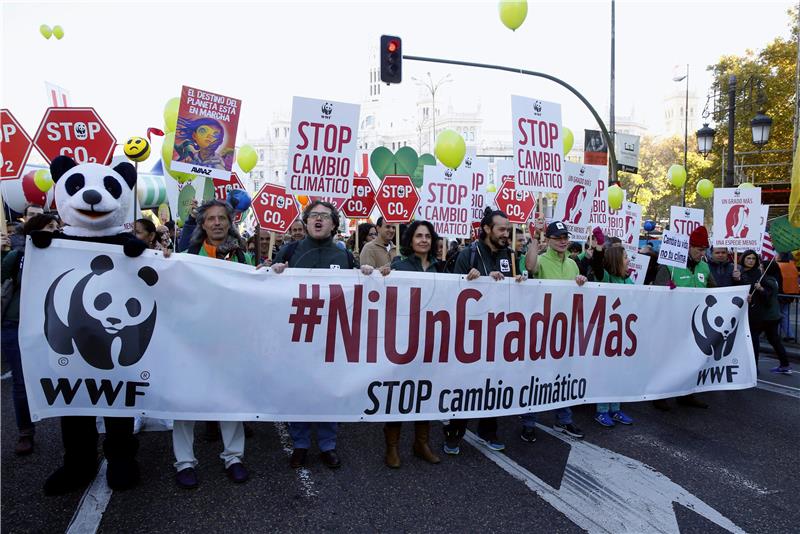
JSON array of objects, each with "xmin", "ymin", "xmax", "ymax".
[
  {"xmin": 382, "ymin": 220, "xmax": 442, "ymax": 468},
  {"xmin": 590, "ymin": 244, "xmax": 636, "ymax": 427},
  {"xmin": 736, "ymin": 251, "xmax": 792, "ymax": 374}
]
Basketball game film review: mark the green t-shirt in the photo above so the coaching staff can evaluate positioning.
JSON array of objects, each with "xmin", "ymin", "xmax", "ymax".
[
  {"xmin": 601, "ymin": 270, "xmax": 634, "ymax": 284},
  {"xmin": 670, "ymin": 261, "xmax": 711, "ymax": 288},
  {"xmin": 533, "ymin": 248, "xmax": 580, "ymax": 281}
]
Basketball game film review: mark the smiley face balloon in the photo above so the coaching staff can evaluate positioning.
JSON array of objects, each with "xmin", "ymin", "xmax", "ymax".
[{"xmin": 123, "ymin": 136, "xmax": 151, "ymax": 162}]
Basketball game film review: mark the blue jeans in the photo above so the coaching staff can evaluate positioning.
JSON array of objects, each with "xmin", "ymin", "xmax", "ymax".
[
  {"xmin": 780, "ymin": 302, "xmax": 795, "ymax": 338},
  {"xmin": 596, "ymin": 403, "xmax": 621, "ymax": 414},
  {"xmin": 521, "ymin": 408, "xmax": 572, "ymax": 429},
  {"xmin": 1, "ymin": 320, "xmax": 33, "ymax": 433},
  {"xmin": 288, "ymin": 422, "xmax": 337, "ymax": 452}
]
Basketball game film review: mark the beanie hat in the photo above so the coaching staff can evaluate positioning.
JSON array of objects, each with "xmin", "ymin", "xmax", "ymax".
[{"xmin": 689, "ymin": 226, "xmax": 709, "ymax": 248}]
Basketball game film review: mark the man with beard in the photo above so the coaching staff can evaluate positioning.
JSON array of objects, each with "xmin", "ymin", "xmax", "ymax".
[
  {"xmin": 521, "ymin": 221, "xmax": 587, "ymax": 443},
  {"xmin": 443, "ymin": 208, "xmax": 524, "ymax": 455}
]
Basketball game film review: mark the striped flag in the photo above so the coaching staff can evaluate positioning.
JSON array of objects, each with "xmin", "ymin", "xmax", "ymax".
[{"xmin": 761, "ymin": 231, "xmax": 776, "ymax": 261}]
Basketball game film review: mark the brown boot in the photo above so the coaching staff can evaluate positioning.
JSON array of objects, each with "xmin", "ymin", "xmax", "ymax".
[
  {"xmin": 412, "ymin": 422, "xmax": 441, "ymax": 464},
  {"xmin": 384, "ymin": 425, "xmax": 401, "ymax": 468}
]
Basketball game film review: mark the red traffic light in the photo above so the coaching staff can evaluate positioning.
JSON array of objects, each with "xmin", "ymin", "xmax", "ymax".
[
  {"xmin": 387, "ymin": 40, "xmax": 399, "ymax": 53},
  {"xmin": 380, "ymin": 35, "xmax": 402, "ymax": 84}
]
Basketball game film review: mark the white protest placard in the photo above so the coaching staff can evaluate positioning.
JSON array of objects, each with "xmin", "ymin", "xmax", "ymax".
[
  {"xmin": 615, "ymin": 132, "xmax": 640, "ymax": 174},
  {"xmin": 512, "ymin": 95, "xmax": 564, "ymax": 194},
  {"xmin": 712, "ymin": 188, "xmax": 761, "ymax": 250},
  {"xmin": 627, "ymin": 251, "xmax": 651, "ymax": 285},
  {"xmin": 605, "ymin": 190, "xmax": 627, "ymax": 240},
  {"xmin": 464, "ymin": 152, "xmax": 490, "ymax": 222},
  {"xmin": 669, "ymin": 206, "xmax": 704, "ymax": 238},
  {"xmin": 658, "ymin": 230, "xmax": 690, "ymax": 269},
  {"xmin": 623, "ymin": 201, "xmax": 642, "ymax": 253},
  {"xmin": 552, "ymin": 162, "xmax": 599, "ymax": 241},
  {"xmin": 417, "ymin": 164, "xmax": 471, "ymax": 238},
  {"xmin": 755, "ymin": 204, "xmax": 770, "ymax": 254},
  {"xmin": 287, "ymin": 96, "xmax": 360, "ymax": 198},
  {"xmin": 588, "ymin": 165, "xmax": 608, "ymax": 230}
]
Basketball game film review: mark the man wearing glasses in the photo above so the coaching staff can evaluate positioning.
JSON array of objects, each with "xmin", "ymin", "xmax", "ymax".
[
  {"xmin": 268, "ymin": 200, "xmax": 375, "ymax": 470},
  {"xmin": 521, "ymin": 221, "xmax": 587, "ymax": 443}
]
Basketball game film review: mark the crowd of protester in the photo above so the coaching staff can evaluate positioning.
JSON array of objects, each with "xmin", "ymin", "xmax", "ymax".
[{"xmin": 0, "ymin": 199, "xmax": 795, "ymax": 492}]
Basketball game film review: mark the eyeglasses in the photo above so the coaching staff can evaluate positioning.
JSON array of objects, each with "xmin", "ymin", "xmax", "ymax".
[{"xmin": 307, "ymin": 212, "xmax": 332, "ymax": 221}]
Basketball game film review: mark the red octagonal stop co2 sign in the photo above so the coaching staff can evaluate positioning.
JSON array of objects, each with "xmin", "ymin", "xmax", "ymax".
[
  {"xmin": 33, "ymin": 107, "xmax": 116, "ymax": 165},
  {"xmin": 213, "ymin": 172, "xmax": 245, "ymax": 200},
  {"xmin": 494, "ymin": 179, "xmax": 535, "ymax": 224},
  {"xmin": 341, "ymin": 176, "xmax": 376, "ymax": 218},
  {"xmin": 375, "ymin": 175, "xmax": 418, "ymax": 224},
  {"xmin": 252, "ymin": 183, "xmax": 300, "ymax": 234},
  {"xmin": 0, "ymin": 109, "xmax": 34, "ymax": 180}
]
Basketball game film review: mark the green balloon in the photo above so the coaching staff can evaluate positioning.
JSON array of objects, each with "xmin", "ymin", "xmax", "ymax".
[
  {"xmin": 412, "ymin": 153, "xmax": 436, "ymax": 188},
  {"xmin": 161, "ymin": 132, "xmax": 194, "ymax": 183},
  {"xmin": 738, "ymin": 182, "xmax": 755, "ymax": 189},
  {"xmin": 237, "ymin": 144, "xmax": 258, "ymax": 173},
  {"xmin": 394, "ymin": 146, "xmax": 419, "ymax": 176},
  {"xmin": 697, "ymin": 179, "xmax": 714, "ymax": 199},
  {"xmin": 435, "ymin": 129, "xmax": 466, "ymax": 169},
  {"xmin": 39, "ymin": 24, "xmax": 52, "ymax": 39},
  {"xmin": 163, "ymin": 97, "xmax": 180, "ymax": 134},
  {"xmin": 608, "ymin": 184, "xmax": 624, "ymax": 210},
  {"xmin": 498, "ymin": 0, "xmax": 528, "ymax": 31},
  {"xmin": 52, "ymin": 25, "xmax": 64, "ymax": 40},
  {"xmin": 668, "ymin": 164, "xmax": 687, "ymax": 188},
  {"xmin": 370, "ymin": 146, "xmax": 394, "ymax": 179},
  {"xmin": 563, "ymin": 127, "xmax": 574, "ymax": 155}
]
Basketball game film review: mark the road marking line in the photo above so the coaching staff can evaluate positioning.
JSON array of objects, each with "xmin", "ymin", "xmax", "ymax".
[
  {"xmin": 465, "ymin": 427, "xmax": 745, "ymax": 534},
  {"xmin": 274, "ymin": 422, "xmax": 317, "ymax": 497},
  {"xmin": 65, "ymin": 460, "xmax": 112, "ymax": 534},
  {"xmin": 757, "ymin": 379, "xmax": 800, "ymax": 398}
]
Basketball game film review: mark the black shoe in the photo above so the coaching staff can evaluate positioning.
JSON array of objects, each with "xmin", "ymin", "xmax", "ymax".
[
  {"xmin": 106, "ymin": 460, "xmax": 140, "ymax": 491},
  {"xmin": 652, "ymin": 399, "xmax": 671, "ymax": 411},
  {"xmin": 553, "ymin": 422, "xmax": 585, "ymax": 438},
  {"xmin": 44, "ymin": 464, "xmax": 97, "ymax": 496},
  {"xmin": 520, "ymin": 426, "xmax": 537, "ymax": 443},
  {"xmin": 290, "ymin": 448, "xmax": 308, "ymax": 469},
  {"xmin": 243, "ymin": 422, "xmax": 254, "ymax": 438},
  {"xmin": 226, "ymin": 462, "xmax": 249, "ymax": 483},
  {"xmin": 320, "ymin": 449, "xmax": 341, "ymax": 469},
  {"xmin": 175, "ymin": 467, "xmax": 199, "ymax": 489}
]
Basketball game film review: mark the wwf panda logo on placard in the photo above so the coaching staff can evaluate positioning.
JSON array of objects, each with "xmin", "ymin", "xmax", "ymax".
[
  {"xmin": 691, "ymin": 295, "xmax": 744, "ymax": 361},
  {"xmin": 44, "ymin": 255, "xmax": 159, "ymax": 370}
]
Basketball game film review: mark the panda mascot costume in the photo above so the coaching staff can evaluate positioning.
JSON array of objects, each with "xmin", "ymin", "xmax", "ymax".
[{"xmin": 31, "ymin": 155, "xmax": 148, "ymax": 495}]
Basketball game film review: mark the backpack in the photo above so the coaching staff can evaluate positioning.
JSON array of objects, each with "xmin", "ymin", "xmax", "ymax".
[{"xmin": 281, "ymin": 240, "xmax": 356, "ymax": 269}]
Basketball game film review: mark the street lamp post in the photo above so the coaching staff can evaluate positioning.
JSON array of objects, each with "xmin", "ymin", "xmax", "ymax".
[
  {"xmin": 726, "ymin": 74, "xmax": 737, "ymax": 188},
  {"xmin": 411, "ymin": 72, "xmax": 452, "ymax": 151},
  {"xmin": 673, "ymin": 64, "xmax": 689, "ymax": 206}
]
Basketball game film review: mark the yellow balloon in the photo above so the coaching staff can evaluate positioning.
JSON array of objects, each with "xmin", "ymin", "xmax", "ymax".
[
  {"xmin": 237, "ymin": 145, "xmax": 258, "ymax": 173},
  {"xmin": 486, "ymin": 182, "xmax": 497, "ymax": 193},
  {"xmin": 608, "ymin": 184, "xmax": 624, "ymax": 210},
  {"xmin": 667, "ymin": 164, "xmax": 687, "ymax": 188},
  {"xmin": 562, "ymin": 127, "xmax": 574, "ymax": 156},
  {"xmin": 39, "ymin": 24, "xmax": 52, "ymax": 39},
  {"xmin": 498, "ymin": 0, "xmax": 528, "ymax": 31},
  {"xmin": 52, "ymin": 25, "xmax": 64, "ymax": 39},
  {"xmin": 161, "ymin": 132, "xmax": 194, "ymax": 183},
  {"xmin": 696, "ymin": 178, "xmax": 714, "ymax": 199},
  {"xmin": 163, "ymin": 97, "xmax": 180, "ymax": 134},
  {"xmin": 434, "ymin": 129, "xmax": 466, "ymax": 169},
  {"xmin": 34, "ymin": 169, "xmax": 53, "ymax": 192},
  {"xmin": 738, "ymin": 182, "xmax": 755, "ymax": 189}
]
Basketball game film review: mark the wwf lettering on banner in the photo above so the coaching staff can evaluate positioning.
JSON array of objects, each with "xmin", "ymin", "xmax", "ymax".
[{"xmin": 692, "ymin": 294, "xmax": 746, "ymax": 386}]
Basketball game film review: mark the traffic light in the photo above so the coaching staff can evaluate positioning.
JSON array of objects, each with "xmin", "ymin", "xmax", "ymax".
[{"xmin": 380, "ymin": 35, "xmax": 402, "ymax": 84}]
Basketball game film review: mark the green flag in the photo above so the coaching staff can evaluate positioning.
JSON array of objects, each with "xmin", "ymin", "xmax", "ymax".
[{"xmin": 768, "ymin": 215, "xmax": 800, "ymax": 253}]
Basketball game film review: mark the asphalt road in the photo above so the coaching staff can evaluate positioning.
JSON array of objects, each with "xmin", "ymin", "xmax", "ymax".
[{"xmin": 2, "ymin": 357, "xmax": 798, "ymax": 534}]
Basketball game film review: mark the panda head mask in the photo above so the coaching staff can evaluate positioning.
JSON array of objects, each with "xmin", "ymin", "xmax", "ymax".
[{"xmin": 50, "ymin": 155, "xmax": 137, "ymax": 237}]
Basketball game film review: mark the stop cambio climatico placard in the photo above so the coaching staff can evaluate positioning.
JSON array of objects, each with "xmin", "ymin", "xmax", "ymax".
[
  {"xmin": 287, "ymin": 96, "xmax": 360, "ymax": 199},
  {"xmin": 512, "ymin": 95, "xmax": 564, "ymax": 194}
]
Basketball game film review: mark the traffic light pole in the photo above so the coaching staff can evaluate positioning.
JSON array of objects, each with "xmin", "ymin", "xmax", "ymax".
[{"xmin": 402, "ymin": 54, "xmax": 619, "ymax": 184}]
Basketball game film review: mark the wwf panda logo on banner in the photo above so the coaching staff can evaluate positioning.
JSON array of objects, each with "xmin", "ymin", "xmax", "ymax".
[
  {"xmin": 691, "ymin": 295, "xmax": 744, "ymax": 361},
  {"xmin": 44, "ymin": 255, "xmax": 159, "ymax": 370}
]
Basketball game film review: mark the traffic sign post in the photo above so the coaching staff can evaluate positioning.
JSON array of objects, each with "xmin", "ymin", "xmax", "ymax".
[
  {"xmin": 33, "ymin": 107, "xmax": 116, "ymax": 165},
  {"xmin": 494, "ymin": 179, "xmax": 535, "ymax": 225},
  {"xmin": 1, "ymin": 109, "xmax": 34, "ymax": 181},
  {"xmin": 375, "ymin": 174, "xmax": 419, "ymax": 249}
]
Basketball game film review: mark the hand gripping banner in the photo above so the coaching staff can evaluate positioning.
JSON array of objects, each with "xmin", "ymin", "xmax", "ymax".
[{"xmin": 19, "ymin": 240, "xmax": 756, "ymax": 422}]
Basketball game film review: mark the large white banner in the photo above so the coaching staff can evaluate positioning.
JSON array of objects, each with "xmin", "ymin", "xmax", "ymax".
[
  {"xmin": 512, "ymin": 95, "xmax": 564, "ymax": 194},
  {"xmin": 287, "ymin": 96, "xmax": 360, "ymax": 198},
  {"xmin": 552, "ymin": 162, "xmax": 600, "ymax": 241},
  {"xmin": 20, "ymin": 240, "xmax": 756, "ymax": 422},
  {"xmin": 712, "ymin": 188, "xmax": 761, "ymax": 250}
]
